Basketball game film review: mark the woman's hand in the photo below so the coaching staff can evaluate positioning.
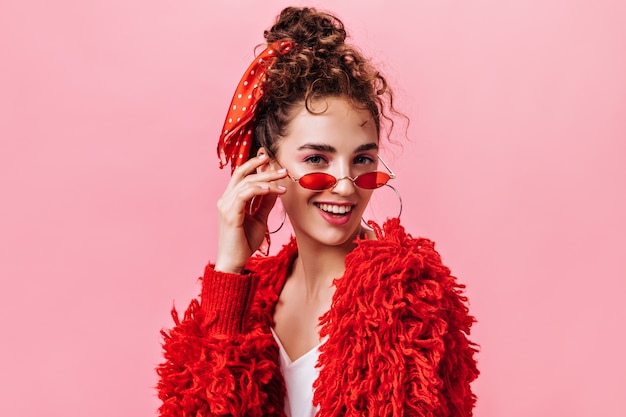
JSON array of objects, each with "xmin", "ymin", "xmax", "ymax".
[{"xmin": 214, "ymin": 154, "xmax": 288, "ymax": 274}]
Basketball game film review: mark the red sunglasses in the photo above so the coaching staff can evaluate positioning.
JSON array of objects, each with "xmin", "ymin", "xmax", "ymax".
[{"xmin": 281, "ymin": 155, "xmax": 396, "ymax": 191}]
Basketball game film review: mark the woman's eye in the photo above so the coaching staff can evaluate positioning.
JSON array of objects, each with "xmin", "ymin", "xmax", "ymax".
[
  {"xmin": 304, "ymin": 155, "xmax": 326, "ymax": 165},
  {"xmin": 354, "ymin": 155, "xmax": 375, "ymax": 165}
]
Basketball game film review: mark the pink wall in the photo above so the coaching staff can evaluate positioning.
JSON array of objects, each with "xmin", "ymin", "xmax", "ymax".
[{"xmin": 2, "ymin": 1, "xmax": 625, "ymax": 416}]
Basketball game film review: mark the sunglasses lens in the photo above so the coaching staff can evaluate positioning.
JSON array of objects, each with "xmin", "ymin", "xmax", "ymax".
[
  {"xmin": 355, "ymin": 172, "xmax": 390, "ymax": 189},
  {"xmin": 298, "ymin": 173, "xmax": 337, "ymax": 190}
]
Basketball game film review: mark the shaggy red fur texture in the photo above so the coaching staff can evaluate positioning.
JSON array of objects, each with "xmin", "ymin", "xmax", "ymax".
[{"xmin": 157, "ymin": 218, "xmax": 478, "ymax": 416}]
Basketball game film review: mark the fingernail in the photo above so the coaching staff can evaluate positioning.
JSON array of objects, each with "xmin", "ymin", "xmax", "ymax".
[
  {"xmin": 277, "ymin": 185, "xmax": 287, "ymax": 191},
  {"xmin": 258, "ymin": 153, "xmax": 267, "ymax": 159},
  {"xmin": 277, "ymin": 168, "xmax": 287, "ymax": 174},
  {"xmin": 260, "ymin": 184, "xmax": 269, "ymax": 190}
]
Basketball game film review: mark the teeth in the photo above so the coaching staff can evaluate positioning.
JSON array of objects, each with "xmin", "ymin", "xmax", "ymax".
[{"xmin": 317, "ymin": 203, "xmax": 352, "ymax": 214}]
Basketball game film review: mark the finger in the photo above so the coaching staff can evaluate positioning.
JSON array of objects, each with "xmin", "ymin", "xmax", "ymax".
[
  {"xmin": 225, "ymin": 157, "xmax": 288, "ymax": 198},
  {"xmin": 221, "ymin": 182, "xmax": 284, "ymax": 218},
  {"xmin": 224, "ymin": 168, "xmax": 288, "ymax": 202},
  {"xmin": 244, "ymin": 167, "xmax": 289, "ymax": 184},
  {"xmin": 230, "ymin": 153, "xmax": 270, "ymax": 181},
  {"xmin": 246, "ymin": 181, "xmax": 288, "ymax": 215}
]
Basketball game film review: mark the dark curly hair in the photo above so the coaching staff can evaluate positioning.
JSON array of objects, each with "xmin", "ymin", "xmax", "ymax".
[{"xmin": 254, "ymin": 7, "xmax": 399, "ymax": 158}]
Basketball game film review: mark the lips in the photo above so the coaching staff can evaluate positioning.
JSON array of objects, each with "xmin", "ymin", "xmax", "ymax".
[
  {"xmin": 315, "ymin": 203, "xmax": 353, "ymax": 214},
  {"xmin": 314, "ymin": 202, "xmax": 355, "ymax": 226}
]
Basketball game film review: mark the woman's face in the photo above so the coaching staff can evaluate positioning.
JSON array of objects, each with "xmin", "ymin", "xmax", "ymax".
[{"xmin": 272, "ymin": 96, "xmax": 380, "ymax": 248}]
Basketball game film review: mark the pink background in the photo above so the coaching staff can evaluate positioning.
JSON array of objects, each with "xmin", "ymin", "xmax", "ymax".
[{"xmin": 2, "ymin": 0, "xmax": 625, "ymax": 416}]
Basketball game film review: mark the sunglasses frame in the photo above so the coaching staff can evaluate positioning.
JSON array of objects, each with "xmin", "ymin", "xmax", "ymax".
[{"xmin": 279, "ymin": 155, "xmax": 396, "ymax": 191}]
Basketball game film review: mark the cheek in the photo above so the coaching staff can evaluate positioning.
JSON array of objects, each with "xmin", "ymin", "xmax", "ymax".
[
  {"xmin": 360, "ymin": 189, "xmax": 375, "ymax": 204},
  {"xmin": 278, "ymin": 184, "xmax": 309, "ymax": 211}
]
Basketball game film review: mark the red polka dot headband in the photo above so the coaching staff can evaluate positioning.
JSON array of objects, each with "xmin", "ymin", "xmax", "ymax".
[{"xmin": 217, "ymin": 40, "xmax": 296, "ymax": 173}]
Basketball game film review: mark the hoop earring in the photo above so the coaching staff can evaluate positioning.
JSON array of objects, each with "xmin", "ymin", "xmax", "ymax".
[
  {"xmin": 248, "ymin": 196, "xmax": 286, "ymax": 234},
  {"xmin": 361, "ymin": 184, "xmax": 403, "ymax": 227},
  {"xmin": 247, "ymin": 195, "xmax": 260, "ymax": 215},
  {"xmin": 269, "ymin": 210, "xmax": 286, "ymax": 234}
]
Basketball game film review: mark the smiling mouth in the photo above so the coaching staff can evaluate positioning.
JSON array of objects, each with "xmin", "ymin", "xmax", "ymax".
[{"xmin": 315, "ymin": 203, "xmax": 353, "ymax": 215}]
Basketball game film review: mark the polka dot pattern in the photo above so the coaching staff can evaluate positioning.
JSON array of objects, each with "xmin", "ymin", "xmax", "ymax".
[{"xmin": 217, "ymin": 40, "xmax": 295, "ymax": 173}]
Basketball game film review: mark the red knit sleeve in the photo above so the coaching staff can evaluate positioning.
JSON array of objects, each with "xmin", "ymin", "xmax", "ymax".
[
  {"xmin": 436, "ymin": 273, "xmax": 480, "ymax": 416},
  {"xmin": 315, "ymin": 219, "xmax": 478, "ymax": 417},
  {"xmin": 199, "ymin": 265, "xmax": 259, "ymax": 335},
  {"xmin": 401, "ymin": 233, "xmax": 479, "ymax": 417},
  {"xmin": 402, "ymin": 231, "xmax": 479, "ymax": 417},
  {"xmin": 156, "ymin": 265, "xmax": 286, "ymax": 417}
]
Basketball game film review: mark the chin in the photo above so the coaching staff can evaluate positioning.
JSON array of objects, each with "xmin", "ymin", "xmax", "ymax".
[{"xmin": 307, "ymin": 219, "xmax": 364, "ymax": 247}]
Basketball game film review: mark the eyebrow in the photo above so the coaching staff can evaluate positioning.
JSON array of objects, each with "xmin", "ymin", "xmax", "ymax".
[{"xmin": 297, "ymin": 142, "xmax": 379, "ymax": 153}]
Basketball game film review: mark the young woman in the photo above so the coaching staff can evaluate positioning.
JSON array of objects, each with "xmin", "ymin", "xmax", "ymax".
[{"xmin": 157, "ymin": 7, "xmax": 478, "ymax": 417}]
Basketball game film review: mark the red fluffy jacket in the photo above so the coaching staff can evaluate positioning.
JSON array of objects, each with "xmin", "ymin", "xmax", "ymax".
[{"xmin": 157, "ymin": 219, "xmax": 479, "ymax": 416}]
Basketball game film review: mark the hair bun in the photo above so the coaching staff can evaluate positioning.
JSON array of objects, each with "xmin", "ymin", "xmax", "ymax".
[
  {"xmin": 264, "ymin": 7, "xmax": 346, "ymax": 53},
  {"xmin": 253, "ymin": 7, "xmax": 400, "ymax": 161}
]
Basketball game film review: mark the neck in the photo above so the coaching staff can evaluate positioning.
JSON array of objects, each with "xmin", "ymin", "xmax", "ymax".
[{"xmin": 290, "ymin": 227, "xmax": 366, "ymax": 301}]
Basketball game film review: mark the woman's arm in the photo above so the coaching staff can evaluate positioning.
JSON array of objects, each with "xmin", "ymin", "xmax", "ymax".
[
  {"xmin": 314, "ymin": 219, "xmax": 478, "ymax": 416},
  {"xmin": 403, "ymin": 234, "xmax": 479, "ymax": 417},
  {"xmin": 156, "ymin": 265, "xmax": 285, "ymax": 417},
  {"xmin": 157, "ymin": 153, "xmax": 289, "ymax": 416},
  {"xmin": 436, "ymin": 275, "xmax": 480, "ymax": 416}
]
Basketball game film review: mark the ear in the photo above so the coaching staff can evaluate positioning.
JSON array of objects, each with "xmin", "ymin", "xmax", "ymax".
[
  {"xmin": 256, "ymin": 147, "xmax": 267, "ymax": 158},
  {"xmin": 256, "ymin": 147, "xmax": 273, "ymax": 173}
]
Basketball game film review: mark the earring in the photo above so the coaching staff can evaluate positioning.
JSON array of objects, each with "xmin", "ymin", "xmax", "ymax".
[
  {"xmin": 247, "ymin": 195, "xmax": 261, "ymax": 215},
  {"xmin": 361, "ymin": 184, "xmax": 403, "ymax": 227},
  {"xmin": 269, "ymin": 210, "xmax": 286, "ymax": 234},
  {"xmin": 248, "ymin": 195, "xmax": 286, "ymax": 234}
]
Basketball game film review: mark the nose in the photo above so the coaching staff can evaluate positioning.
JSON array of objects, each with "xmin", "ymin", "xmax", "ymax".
[
  {"xmin": 328, "ymin": 159, "xmax": 357, "ymax": 195},
  {"xmin": 331, "ymin": 175, "xmax": 357, "ymax": 195}
]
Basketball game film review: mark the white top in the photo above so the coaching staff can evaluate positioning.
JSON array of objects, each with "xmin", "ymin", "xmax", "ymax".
[{"xmin": 271, "ymin": 329, "xmax": 326, "ymax": 417}]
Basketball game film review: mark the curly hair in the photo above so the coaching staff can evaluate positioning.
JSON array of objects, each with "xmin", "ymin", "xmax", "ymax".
[{"xmin": 253, "ymin": 7, "xmax": 399, "ymax": 158}]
